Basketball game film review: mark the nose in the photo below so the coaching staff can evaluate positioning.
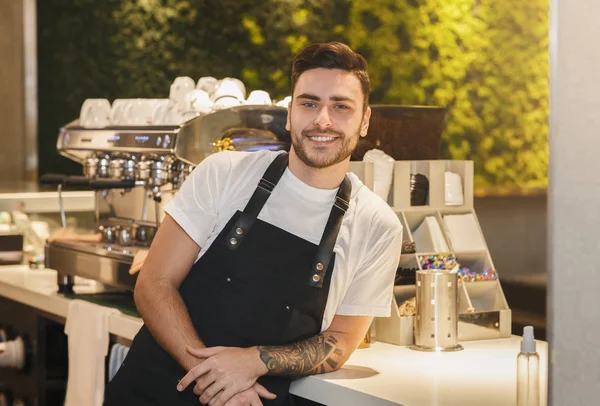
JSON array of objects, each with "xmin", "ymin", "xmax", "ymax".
[{"xmin": 313, "ymin": 106, "xmax": 332, "ymax": 129}]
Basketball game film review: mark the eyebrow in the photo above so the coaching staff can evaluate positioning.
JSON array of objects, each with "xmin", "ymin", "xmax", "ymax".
[{"xmin": 296, "ymin": 93, "xmax": 356, "ymax": 104}]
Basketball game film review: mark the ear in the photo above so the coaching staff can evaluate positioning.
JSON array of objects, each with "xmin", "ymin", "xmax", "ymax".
[
  {"xmin": 285, "ymin": 102, "xmax": 292, "ymax": 132},
  {"xmin": 360, "ymin": 106, "xmax": 371, "ymax": 137}
]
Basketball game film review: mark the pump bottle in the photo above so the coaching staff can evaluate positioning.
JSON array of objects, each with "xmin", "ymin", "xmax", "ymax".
[{"xmin": 516, "ymin": 326, "xmax": 540, "ymax": 406}]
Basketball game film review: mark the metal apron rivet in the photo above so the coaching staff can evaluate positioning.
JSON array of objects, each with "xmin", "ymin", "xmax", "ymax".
[
  {"xmin": 230, "ymin": 237, "xmax": 238, "ymax": 245},
  {"xmin": 235, "ymin": 227, "xmax": 243, "ymax": 235},
  {"xmin": 312, "ymin": 274, "xmax": 321, "ymax": 283},
  {"xmin": 315, "ymin": 263, "xmax": 324, "ymax": 271},
  {"xmin": 226, "ymin": 277, "xmax": 231, "ymax": 282}
]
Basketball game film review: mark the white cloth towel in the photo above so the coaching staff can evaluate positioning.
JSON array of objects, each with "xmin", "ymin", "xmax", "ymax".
[
  {"xmin": 108, "ymin": 343, "xmax": 130, "ymax": 382},
  {"xmin": 64, "ymin": 300, "xmax": 120, "ymax": 406}
]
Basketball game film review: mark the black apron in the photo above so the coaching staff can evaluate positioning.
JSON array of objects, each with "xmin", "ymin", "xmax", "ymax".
[{"xmin": 104, "ymin": 153, "xmax": 351, "ymax": 406}]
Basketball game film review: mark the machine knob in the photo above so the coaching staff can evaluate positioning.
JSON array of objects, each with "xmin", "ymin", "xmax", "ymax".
[{"xmin": 0, "ymin": 336, "xmax": 25, "ymax": 370}]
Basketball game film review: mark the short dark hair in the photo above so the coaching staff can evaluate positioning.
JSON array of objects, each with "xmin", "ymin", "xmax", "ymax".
[{"xmin": 291, "ymin": 42, "xmax": 370, "ymax": 110}]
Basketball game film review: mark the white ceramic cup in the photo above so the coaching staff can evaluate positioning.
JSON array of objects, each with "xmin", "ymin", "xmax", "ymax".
[
  {"xmin": 150, "ymin": 99, "xmax": 176, "ymax": 125},
  {"xmin": 80, "ymin": 98, "xmax": 111, "ymax": 128},
  {"xmin": 181, "ymin": 89, "xmax": 212, "ymax": 114},
  {"xmin": 213, "ymin": 78, "xmax": 245, "ymax": 102},
  {"xmin": 169, "ymin": 76, "xmax": 196, "ymax": 106},
  {"xmin": 213, "ymin": 96, "xmax": 243, "ymax": 110},
  {"xmin": 196, "ymin": 76, "xmax": 219, "ymax": 97},
  {"xmin": 124, "ymin": 99, "xmax": 160, "ymax": 126},
  {"xmin": 110, "ymin": 99, "xmax": 136, "ymax": 125},
  {"xmin": 275, "ymin": 96, "xmax": 292, "ymax": 108},
  {"xmin": 246, "ymin": 90, "xmax": 272, "ymax": 105}
]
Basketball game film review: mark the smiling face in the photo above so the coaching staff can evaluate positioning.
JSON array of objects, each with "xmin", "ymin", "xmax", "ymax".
[{"xmin": 286, "ymin": 68, "xmax": 371, "ymax": 169}]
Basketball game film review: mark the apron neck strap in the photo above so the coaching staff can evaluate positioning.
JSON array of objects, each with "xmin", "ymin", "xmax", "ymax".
[
  {"xmin": 225, "ymin": 152, "xmax": 288, "ymax": 251},
  {"xmin": 308, "ymin": 175, "xmax": 351, "ymax": 288}
]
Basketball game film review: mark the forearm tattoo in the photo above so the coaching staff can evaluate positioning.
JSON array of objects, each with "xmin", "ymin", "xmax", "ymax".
[{"xmin": 257, "ymin": 333, "xmax": 345, "ymax": 377}]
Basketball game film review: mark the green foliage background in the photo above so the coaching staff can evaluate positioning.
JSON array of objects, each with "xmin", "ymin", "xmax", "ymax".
[{"xmin": 38, "ymin": 0, "xmax": 548, "ymax": 188}]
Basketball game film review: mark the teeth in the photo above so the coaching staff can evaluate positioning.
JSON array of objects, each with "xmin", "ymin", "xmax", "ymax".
[{"xmin": 309, "ymin": 136, "xmax": 335, "ymax": 142}]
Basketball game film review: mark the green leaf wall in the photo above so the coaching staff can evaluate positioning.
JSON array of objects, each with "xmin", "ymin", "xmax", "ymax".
[{"xmin": 38, "ymin": 0, "xmax": 548, "ymax": 189}]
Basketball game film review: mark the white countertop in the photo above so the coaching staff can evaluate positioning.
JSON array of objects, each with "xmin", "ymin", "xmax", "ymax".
[
  {"xmin": 291, "ymin": 338, "xmax": 548, "ymax": 406},
  {"xmin": 0, "ymin": 266, "xmax": 548, "ymax": 406},
  {"xmin": 0, "ymin": 265, "xmax": 142, "ymax": 339},
  {"xmin": 0, "ymin": 188, "xmax": 95, "ymax": 213}
]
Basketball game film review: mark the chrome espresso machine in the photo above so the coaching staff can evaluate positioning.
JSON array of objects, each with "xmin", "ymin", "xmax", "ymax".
[{"xmin": 43, "ymin": 106, "xmax": 290, "ymax": 293}]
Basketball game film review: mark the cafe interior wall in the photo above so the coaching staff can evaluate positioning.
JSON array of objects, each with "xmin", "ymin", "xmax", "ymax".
[{"xmin": 35, "ymin": 0, "xmax": 549, "ymax": 275}]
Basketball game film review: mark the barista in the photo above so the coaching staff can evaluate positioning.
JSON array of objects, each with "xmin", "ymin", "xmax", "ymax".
[{"xmin": 104, "ymin": 42, "xmax": 403, "ymax": 406}]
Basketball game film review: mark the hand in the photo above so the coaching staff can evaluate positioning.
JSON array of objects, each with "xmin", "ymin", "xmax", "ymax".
[
  {"xmin": 177, "ymin": 346, "xmax": 272, "ymax": 406},
  {"xmin": 222, "ymin": 383, "xmax": 275, "ymax": 406},
  {"xmin": 129, "ymin": 249, "xmax": 149, "ymax": 275}
]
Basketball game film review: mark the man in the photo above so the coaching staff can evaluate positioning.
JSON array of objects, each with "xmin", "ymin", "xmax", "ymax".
[{"xmin": 104, "ymin": 42, "xmax": 403, "ymax": 406}]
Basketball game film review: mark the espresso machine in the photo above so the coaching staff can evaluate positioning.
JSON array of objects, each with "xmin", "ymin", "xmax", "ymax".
[{"xmin": 43, "ymin": 106, "xmax": 290, "ymax": 293}]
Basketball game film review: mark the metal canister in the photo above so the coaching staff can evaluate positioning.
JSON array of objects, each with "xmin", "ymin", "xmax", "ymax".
[
  {"xmin": 136, "ymin": 160, "xmax": 151, "ymax": 181},
  {"xmin": 98, "ymin": 157, "xmax": 110, "ymax": 178},
  {"xmin": 410, "ymin": 270, "xmax": 463, "ymax": 352},
  {"xmin": 182, "ymin": 164, "xmax": 195, "ymax": 177},
  {"xmin": 84, "ymin": 157, "xmax": 99, "ymax": 178},
  {"xmin": 149, "ymin": 160, "xmax": 169, "ymax": 186},
  {"xmin": 116, "ymin": 226, "xmax": 135, "ymax": 246},
  {"xmin": 123, "ymin": 159, "xmax": 136, "ymax": 180},
  {"xmin": 136, "ymin": 225, "xmax": 156, "ymax": 245},
  {"xmin": 108, "ymin": 159, "xmax": 125, "ymax": 179},
  {"xmin": 100, "ymin": 225, "xmax": 116, "ymax": 243}
]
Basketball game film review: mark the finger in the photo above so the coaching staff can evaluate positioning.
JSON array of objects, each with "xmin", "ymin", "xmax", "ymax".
[
  {"xmin": 129, "ymin": 263, "xmax": 142, "ymax": 275},
  {"xmin": 131, "ymin": 258, "xmax": 145, "ymax": 267},
  {"xmin": 177, "ymin": 363, "xmax": 211, "ymax": 391},
  {"xmin": 239, "ymin": 389, "xmax": 263, "ymax": 406},
  {"xmin": 198, "ymin": 380, "xmax": 223, "ymax": 403},
  {"xmin": 213, "ymin": 387, "xmax": 239, "ymax": 406},
  {"xmin": 206, "ymin": 390, "xmax": 221, "ymax": 406},
  {"xmin": 221, "ymin": 393, "xmax": 240, "ymax": 406},
  {"xmin": 193, "ymin": 373, "xmax": 217, "ymax": 396},
  {"xmin": 250, "ymin": 394, "xmax": 264, "ymax": 406},
  {"xmin": 252, "ymin": 383, "xmax": 276, "ymax": 400},
  {"xmin": 186, "ymin": 345, "xmax": 226, "ymax": 358}
]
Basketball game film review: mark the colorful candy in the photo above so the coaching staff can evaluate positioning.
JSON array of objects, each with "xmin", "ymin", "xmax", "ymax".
[
  {"xmin": 417, "ymin": 254, "xmax": 498, "ymax": 282},
  {"xmin": 457, "ymin": 267, "xmax": 498, "ymax": 282},
  {"xmin": 418, "ymin": 253, "xmax": 458, "ymax": 270}
]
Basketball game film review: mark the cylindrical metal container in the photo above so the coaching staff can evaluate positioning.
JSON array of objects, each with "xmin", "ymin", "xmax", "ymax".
[
  {"xmin": 84, "ymin": 157, "xmax": 99, "ymax": 178},
  {"xmin": 149, "ymin": 160, "xmax": 169, "ymax": 186},
  {"xmin": 98, "ymin": 157, "xmax": 110, "ymax": 178},
  {"xmin": 136, "ymin": 160, "xmax": 151, "ymax": 181},
  {"xmin": 108, "ymin": 159, "xmax": 125, "ymax": 179},
  {"xmin": 410, "ymin": 269, "xmax": 463, "ymax": 352},
  {"xmin": 123, "ymin": 159, "xmax": 136, "ymax": 180}
]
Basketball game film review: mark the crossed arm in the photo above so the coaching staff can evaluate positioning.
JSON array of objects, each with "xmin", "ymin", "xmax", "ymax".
[
  {"xmin": 257, "ymin": 317, "xmax": 371, "ymax": 377},
  {"xmin": 135, "ymin": 215, "xmax": 372, "ymax": 405}
]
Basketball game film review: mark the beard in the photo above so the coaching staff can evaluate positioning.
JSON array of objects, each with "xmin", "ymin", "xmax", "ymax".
[{"xmin": 290, "ymin": 122, "xmax": 362, "ymax": 169}]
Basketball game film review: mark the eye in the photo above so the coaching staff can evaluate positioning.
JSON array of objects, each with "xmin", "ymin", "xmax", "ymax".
[
  {"xmin": 334, "ymin": 104, "xmax": 350, "ymax": 110},
  {"xmin": 301, "ymin": 102, "xmax": 317, "ymax": 108}
]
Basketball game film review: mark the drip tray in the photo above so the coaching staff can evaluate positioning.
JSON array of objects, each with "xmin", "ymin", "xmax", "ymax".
[
  {"xmin": 65, "ymin": 291, "xmax": 139, "ymax": 318},
  {"xmin": 46, "ymin": 240, "xmax": 138, "ymax": 291}
]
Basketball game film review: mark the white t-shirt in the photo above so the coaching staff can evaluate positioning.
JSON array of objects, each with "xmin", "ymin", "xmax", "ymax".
[{"xmin": 164, "ymin": 150, "xmax": 403, "ymax": 331}]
